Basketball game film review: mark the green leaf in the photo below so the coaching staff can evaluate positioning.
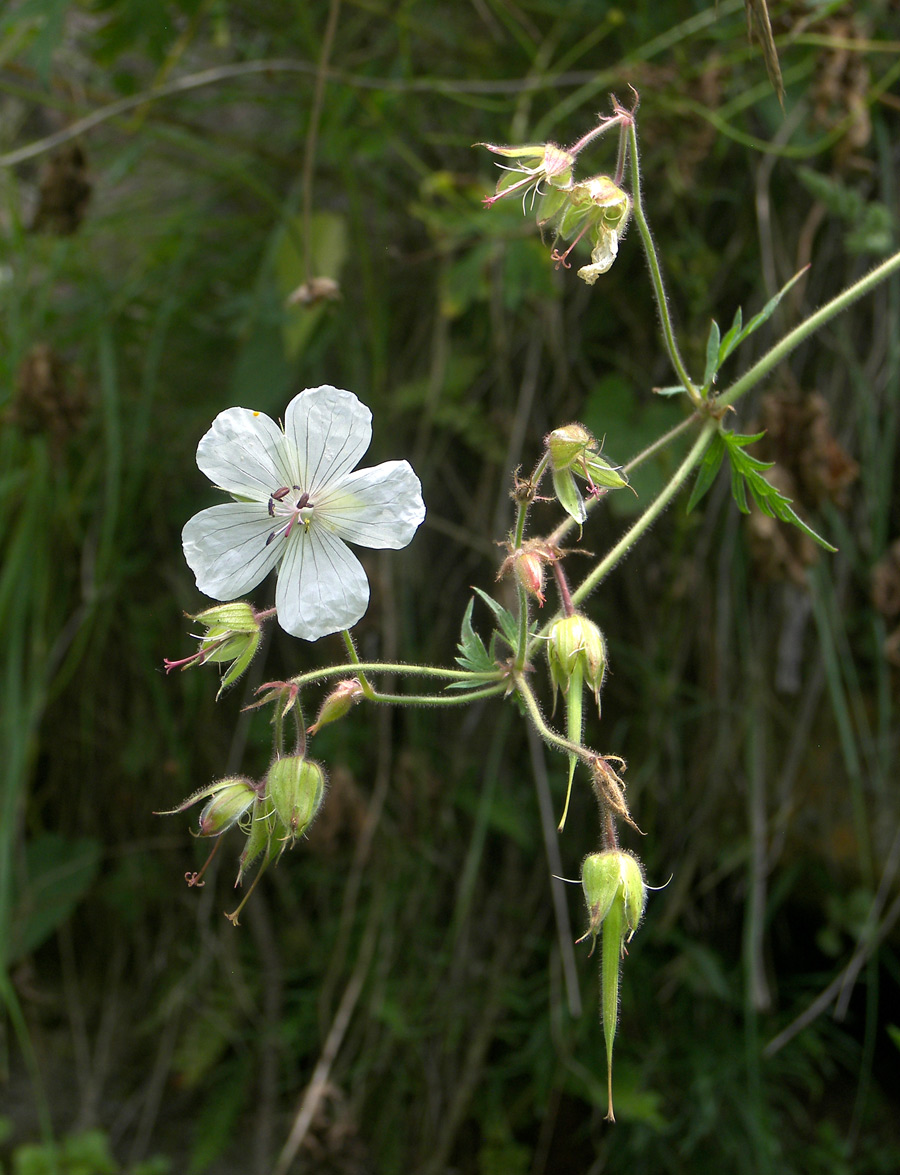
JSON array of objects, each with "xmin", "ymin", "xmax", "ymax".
[
  {"xmin": 454, "ymin": 596, "xmax": 494, "ymax": 675},
  {"xmin": 716, "ymin": 268, "xmax": 807, "ymax": 370},
  {"xmin": 717, "ymin": 306, "xmax": 742, "ymax": 368},
  {"xmin": 722, "ymin": 431, "xmax": 837, "ymax": 551},
  {"xmin": 703, "ymin": 319, "xmax": 720, "ymax": 388},
  {"xmin": 472, "ymin": 587, "xmax": 519, "ymax": 650},
  {"xmin": 686, "ymin": 433, "xmax": 726, "ymax": 513}
]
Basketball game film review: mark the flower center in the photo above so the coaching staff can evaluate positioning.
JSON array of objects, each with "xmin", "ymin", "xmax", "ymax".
[{"xmin": 265, "ymin": 486, "xmax": 315, "ymax": 546}]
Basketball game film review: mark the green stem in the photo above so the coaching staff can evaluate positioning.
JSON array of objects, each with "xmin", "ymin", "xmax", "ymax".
[
  {"xmin": 513, "ymin": 491, "xmax": 532, "ymax": 673},
  {"xmin": 341, "ymin": 629, "xmax": 373, "ymax": 697},
  {"xmin": 627, "ymin": 120, "xmax": 701, "ymax": 406},
  {"xmin": 515, "ymin": 673, "xmax": 595, "ymax": 768},
  {"xmin": 333, "ymin": 634, "xmax": 507, "ymax": 706},
  {"xmin": 563, "ymin": 419, "xmax": 717, "ymax": 619},
  {"xmin": 355, "ymin": 683, "xmax": 506, "ymax": 707},
  {"xmin": 547, "ymin": 413, "xmax": 699, "ymax": 549},
  {"xmin": 272, "ymin": 695, "xmax": 285, "ymax": 757},
  {"xmin": 624, "ymin": 412, "xmax": 699, "ymax": 474},
  {"xmin": 717, "ymin": 248, "xmax": 900, "ymax": 412}
]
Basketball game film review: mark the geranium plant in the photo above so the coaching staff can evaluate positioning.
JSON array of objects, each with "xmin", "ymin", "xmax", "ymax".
[{"xmin": 164, "ymin": 94, "xmax": 900, "ymax": 1120}]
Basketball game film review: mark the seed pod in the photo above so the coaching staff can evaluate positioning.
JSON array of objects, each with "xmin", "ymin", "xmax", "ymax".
[{"xmin": 579, "ymin": 850, "xmax": 647, "ymax": 1122}]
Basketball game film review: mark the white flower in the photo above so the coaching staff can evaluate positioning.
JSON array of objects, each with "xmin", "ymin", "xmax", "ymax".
[{"xmin": 182, "ymin": 385, "xmax": 425, "ymax": 641}]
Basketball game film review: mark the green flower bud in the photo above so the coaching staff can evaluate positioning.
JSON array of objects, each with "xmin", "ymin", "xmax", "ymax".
[
  {"xmin": 547, "ymin": 614, "xmax": 607, "ymax": 832},
  {"xmin": 578, "ymin": 849, "xmax": 647, "ymax": 1124},
  {"xmin": 547, "ymin": 423, "xmax": 594, "ymax": 471},
  {"xmin": 264, "ymin": 756, "xmax": 326, "ymax": 844},
  {"xmin": 307, "ymin": 678, "xmax": 364, "ymax": 735},
  {"xmin": 546, "ymin": 425, "xmax": 627, "ymax": 525}
]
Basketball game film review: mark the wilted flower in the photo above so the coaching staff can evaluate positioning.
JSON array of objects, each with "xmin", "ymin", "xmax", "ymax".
[
  {"xmin": 577, "ymin": 228, "xmax": 619, "ymax": 284},
  {"xmin": 182, "ymin": 385, "xmax": 426, "ymax": 641},
  {"xmin": 546, "ymin": 175, "xmax": 630, "ymax": 274},
  {"xmin": 477, "ymin": 140, "xmax": 575, "ymax": 211},
  {"xmin": 164, "ymin": 601, "xmax": 262, "ymax": 696}
]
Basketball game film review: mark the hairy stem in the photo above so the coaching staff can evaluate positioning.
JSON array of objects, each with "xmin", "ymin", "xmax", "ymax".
[
  {"xmin": 717, "ymin": 247, "xmax": 900, "ymax": 411},
  {"xmin": 627, "ymin": 120, "xmax": 701, "ymax": 405},
  {"xmin": 515, "ymin": 673, "xmax": 595, "ymax": 768},
  {"xmin": 536, "ymin": 421, "xmax": 717, "ymax": 645}
]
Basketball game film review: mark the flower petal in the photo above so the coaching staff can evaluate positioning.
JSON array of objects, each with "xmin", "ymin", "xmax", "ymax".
[
  {"xmin": 197, "ymin": 408, "xmax": 296, "ymax": 499},
  {"xmin": 183, "ymin": 502, "xmax": 282, "ymax": 599},
  {"xmin": 284, "ymin": 386, "xmax": 371, "ymax": 495},
  {"xmin": 316, "ymin": 461, "xmax": 425, "ymax": 550},
  {"xmin": 275, "ymin": 527, "xmax": 369, "ymax": 641}
]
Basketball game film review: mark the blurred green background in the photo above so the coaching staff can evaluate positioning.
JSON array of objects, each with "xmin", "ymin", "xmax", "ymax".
[{"xmin": 1, "ymin": 1, "xmax": 900, "ymax": 1171}]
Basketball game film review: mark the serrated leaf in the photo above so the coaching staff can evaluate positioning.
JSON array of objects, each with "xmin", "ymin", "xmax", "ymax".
[
  {"xmin": 730, "ymin": 458, "xmax": 750, "ymax": 512},
  {"xmin": 723, "ymin": 431, "xmax": 837, "ymax": 550},
  {"xmin": 686, "ymin": 433, "xmax": 726, "ymax": 512},
  {"xmin": 454, "ymin": 596, "xmax": 495, "ymax": 678},
  {"xmin": 726, "ymin": 430, "xmax": 766, "ymax": 449},
  {"xmin": 473, "ymin": 586, "xmax": 519, "ymax": 649},
  {"xmin": 703, "ymin": 319, "xmax": 721, "ymax": 387}
]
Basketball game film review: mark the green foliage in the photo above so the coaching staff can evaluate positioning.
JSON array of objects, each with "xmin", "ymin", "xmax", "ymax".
[
  {"xmin": 689, "ymin": 430, "xmax": 836, "ymax": 551},
  {"xmin": 8, "ymin": 1128, "xmax": 168, "ymax": 1175},
  {"xmin": 453, "ymin": 596, "xmax": 496, "ymax": 677}
]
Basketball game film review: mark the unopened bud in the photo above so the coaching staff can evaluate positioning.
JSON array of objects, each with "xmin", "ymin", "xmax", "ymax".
[
  {"xmin": 497, "ymin": 540, "xmax": 558, "ymax": 607},
  {"xmin": 307, "ymin": 679, "xmax": 364, "ymax": 735},
  {"xmin": 546, "ymin": 424, "xmax": 627, "ymax": 524},
  {"xmin": 264, "ymin": 756, "xmax": 326, "ymax": 844},
  {"xmin": 547, "ymin": 423, "xmax": 594, "ymax": 472}
]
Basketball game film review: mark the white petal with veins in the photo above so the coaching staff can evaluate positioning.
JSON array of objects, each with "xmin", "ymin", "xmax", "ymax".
[{"xmin": 182, "ymin": 385, "xmax": 425, "ymax": 641}]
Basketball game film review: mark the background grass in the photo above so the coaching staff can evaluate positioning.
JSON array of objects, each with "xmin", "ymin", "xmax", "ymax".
[{"xmin": 1, "ymin": 1, "xmax": 900, "ymax": 1171}]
